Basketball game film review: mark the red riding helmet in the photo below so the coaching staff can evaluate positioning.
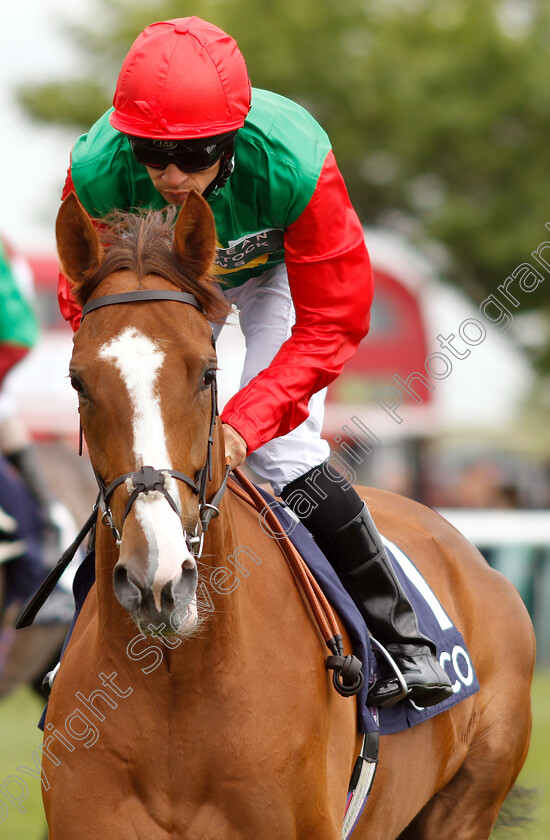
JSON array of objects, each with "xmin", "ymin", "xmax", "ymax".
[{"xmin": 109, "ymin": 17, "xmax": 252, "ymax": 139}]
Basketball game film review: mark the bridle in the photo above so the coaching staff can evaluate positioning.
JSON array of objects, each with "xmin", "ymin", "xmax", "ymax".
[
  {"xmin": 81, "ymin": 289, "xmax": 231, "ymax": 558},
  {"xmin": 16, "ymin": 288, "xmax": 231, "ymax": 629},
  {"xmin": 16, "ymin": 289, "xmax": 366, "ymax": 703}
]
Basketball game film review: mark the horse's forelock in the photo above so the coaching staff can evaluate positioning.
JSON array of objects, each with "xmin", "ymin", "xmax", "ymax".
[{"xmin": 74, "ymin": 209, "xmax": 230, "ymax": 323}]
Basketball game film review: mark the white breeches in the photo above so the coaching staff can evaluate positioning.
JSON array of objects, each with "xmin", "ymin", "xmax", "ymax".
[{"xmin": 214, "ymin": 265, "xmax": 329, "ymax": 495}]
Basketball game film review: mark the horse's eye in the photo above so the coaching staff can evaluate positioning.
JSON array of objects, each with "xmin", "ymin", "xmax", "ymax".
[
  {"xmin": 70, "ymin": 373, "xmax": 86, "ymax": 396},
  {"xmin": 201, "ymin": 368, "xmax": 217, "ymax": 390}
]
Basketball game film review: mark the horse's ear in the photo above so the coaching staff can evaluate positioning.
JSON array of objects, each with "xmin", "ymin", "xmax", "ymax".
[
  {"xmin": 56, "ymin": 192, "xmax": 103, "ymax": 289},
  {"xmin": 173, "ymin": 190, "xmax": 216, "ymax": 278}
]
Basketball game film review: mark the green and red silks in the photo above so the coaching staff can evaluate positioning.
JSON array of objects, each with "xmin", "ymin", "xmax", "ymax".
[{"xmin": 58, "ymin": 89, "xmax": 372, "ymax": 451}]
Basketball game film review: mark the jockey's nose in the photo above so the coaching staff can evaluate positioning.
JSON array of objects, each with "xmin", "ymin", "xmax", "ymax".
[{"xmin": 161, "ymin": 164, "xmax": 188, "ymax": 187}]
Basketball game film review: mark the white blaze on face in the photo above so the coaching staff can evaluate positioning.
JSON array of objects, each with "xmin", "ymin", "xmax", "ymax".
[{"xmin": 99, "ymin": 327, "xmax": 195, "ymax": 610}]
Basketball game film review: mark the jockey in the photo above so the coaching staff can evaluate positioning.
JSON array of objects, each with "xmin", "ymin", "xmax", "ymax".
[
  {"xmin": 0, "ymin": 237, "xmax": 38, "ymax": 386},
  {"xmin": 0, "ymin": 241, "xmax": 54, "ymax": 615},
  {"xmin": 0, "ymin": 239, "xmax": 61, "ymax": 548},
  {"xmin": 57, "ymin": 17, "xmax": 452, "ymax": 708}
]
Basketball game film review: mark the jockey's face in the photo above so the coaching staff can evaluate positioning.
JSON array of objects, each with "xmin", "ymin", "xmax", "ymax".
[{"xmin": 146, "ymin": 159, "xmax": 222, "ymax": 206}]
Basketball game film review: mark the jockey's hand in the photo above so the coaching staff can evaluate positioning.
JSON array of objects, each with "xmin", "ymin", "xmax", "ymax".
[{"xmin": 222, "ymin": 424, "xmax": 247, "ymax": 470}]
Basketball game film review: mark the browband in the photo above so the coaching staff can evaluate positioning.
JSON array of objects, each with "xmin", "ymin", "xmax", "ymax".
[{"xmin": 81, "ymin": 290, "xmax": 203, "ymax": 320}]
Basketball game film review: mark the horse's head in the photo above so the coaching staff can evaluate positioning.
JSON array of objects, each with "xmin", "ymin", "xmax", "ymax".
[{"xmin": 56, "ymin": 191, "xmax": 230, "ymax": 637}]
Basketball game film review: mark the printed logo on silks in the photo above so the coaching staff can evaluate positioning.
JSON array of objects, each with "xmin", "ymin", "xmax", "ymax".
[{"xmin": 215, "ymin": 228, "xmax": 284, "ymax": 273}]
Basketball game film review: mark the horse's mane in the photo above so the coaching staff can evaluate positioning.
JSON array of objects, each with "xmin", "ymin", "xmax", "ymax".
[{"xmin": 74, "ymin": 207, "xmax": 230, "ymax": 322}]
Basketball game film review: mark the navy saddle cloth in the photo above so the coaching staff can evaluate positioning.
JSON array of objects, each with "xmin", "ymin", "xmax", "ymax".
[{"xmin": 257, "ymin": 489, "xmax": 479, "ymax": 735}]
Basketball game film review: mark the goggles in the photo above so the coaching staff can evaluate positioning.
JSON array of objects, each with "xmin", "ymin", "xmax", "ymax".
[{"xmin": 127, "ymin": 134, "xmax": 235, "ymax": 173}]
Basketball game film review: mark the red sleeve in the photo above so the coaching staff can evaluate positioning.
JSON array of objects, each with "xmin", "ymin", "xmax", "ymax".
[
  {"xmin": 221, "ymin": 150, "xmax": 373, "ymax": 453},
  {"xmin": 58, "ymin": 167, "xmax": 83, "ymax": 332}
]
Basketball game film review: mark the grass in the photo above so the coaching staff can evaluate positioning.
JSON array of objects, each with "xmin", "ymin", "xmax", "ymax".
[
  {"xmin": 0, "ymin": 687, "xmax": 46, "ymax": 840},
  {"xmin": 494, "ymin": 668, "xmax": 550, "ymax": 839},
  {"xmin": 0, "ymin": 672, "xmax": 549, "ymax": 838}
]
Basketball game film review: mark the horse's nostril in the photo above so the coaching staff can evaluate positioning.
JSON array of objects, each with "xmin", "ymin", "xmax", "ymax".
[
  {"xmin": 173, "ymin": 565, "xmax": 198, "ymax": 603},
  {"xmin": 113, "ymin": 564, "xmax": 142, "ymax": 610}
]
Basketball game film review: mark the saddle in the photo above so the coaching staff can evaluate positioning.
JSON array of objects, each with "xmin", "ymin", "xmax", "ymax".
[{"xmin": 229, "ymin": 472, "xmax": 479, "ymax": 735}]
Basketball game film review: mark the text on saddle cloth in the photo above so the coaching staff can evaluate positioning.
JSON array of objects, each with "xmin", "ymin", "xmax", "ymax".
[{"xmin": 255, "ymin": 488, "xmax": 479, "ymax": 736}]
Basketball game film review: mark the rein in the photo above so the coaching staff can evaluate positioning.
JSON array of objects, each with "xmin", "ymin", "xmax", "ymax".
[
  {"xmin": 230, "ymin": 469, "xmax": 364, "ymax": 697},
  {"xmin": 16, "ymin": 289, "xmax": 230, "ymax": 629}
]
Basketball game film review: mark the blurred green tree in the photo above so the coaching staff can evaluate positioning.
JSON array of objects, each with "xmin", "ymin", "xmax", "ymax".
[{"xmin": 19, "ymin": 0, "xmax": 550, "ymax": 369}]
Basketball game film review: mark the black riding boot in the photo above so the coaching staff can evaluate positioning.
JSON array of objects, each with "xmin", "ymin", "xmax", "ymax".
[{"xmin": 281, "ymin": 462, "xmax": 453, "ymax": 708}]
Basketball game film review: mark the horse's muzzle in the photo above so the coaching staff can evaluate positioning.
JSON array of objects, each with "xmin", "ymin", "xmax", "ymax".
[{"xmin": 113, "ymin": 561, "xmax": 198, "ymax": 635}]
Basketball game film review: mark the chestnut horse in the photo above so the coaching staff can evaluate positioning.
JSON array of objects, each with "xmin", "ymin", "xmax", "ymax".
[{"xmin": 42, "ymin": 190, "xmax": 534, "ymax": 840}]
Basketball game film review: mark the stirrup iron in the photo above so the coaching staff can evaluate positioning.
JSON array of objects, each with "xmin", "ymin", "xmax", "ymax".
[{"xmin": 369, "ymin": 636, "xmax": 408, "ymax": 706}]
